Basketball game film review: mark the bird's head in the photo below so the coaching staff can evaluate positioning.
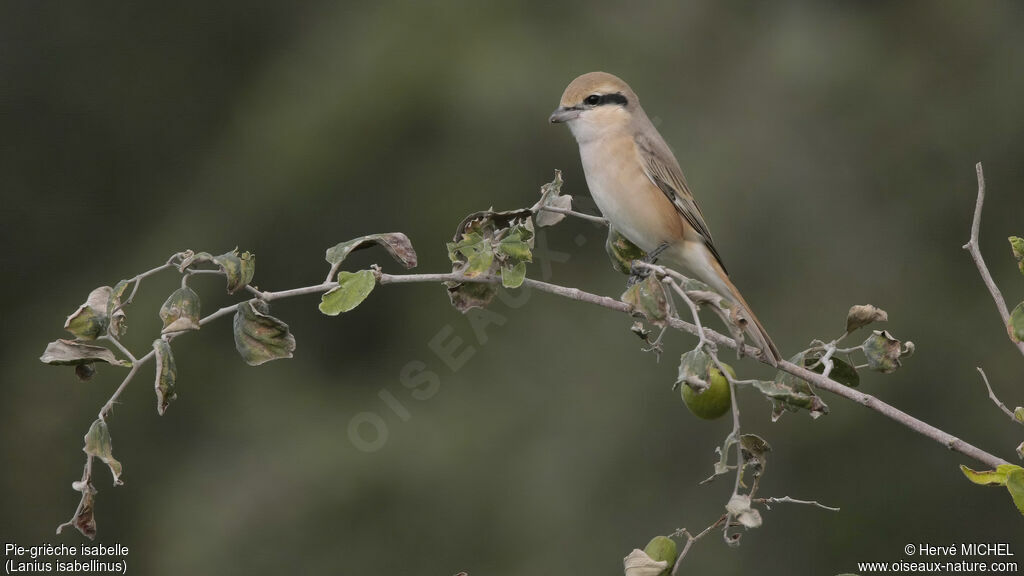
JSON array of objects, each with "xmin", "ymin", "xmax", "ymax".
[{"xmin": 549, "ymin": 71, "xmax": 639, "ymax": 142}]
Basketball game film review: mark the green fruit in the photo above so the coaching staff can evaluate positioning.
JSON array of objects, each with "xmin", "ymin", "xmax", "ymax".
[
  {"xmin": 681, "ymin": 363, "xmax": 734, "ymax": 420},
  {"xmin": 643, "ymin": 535, "xmax": 678, "ymax": 575}
]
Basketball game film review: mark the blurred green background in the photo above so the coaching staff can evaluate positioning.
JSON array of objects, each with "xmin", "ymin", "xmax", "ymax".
[{"xmin": 3, "ymin": 1, "xmax": 1024, "ymax": 574}]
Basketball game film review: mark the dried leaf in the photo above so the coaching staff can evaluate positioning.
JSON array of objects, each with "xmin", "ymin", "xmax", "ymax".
[
  {"xmin": 534, "ymin": 170, "xmax": 572, "ymax": 227},
  {"xmin": 845, "ymin": 304, "xmax": 888, "ymax": 333},
  {"xmin": 213, "ymin": 249, "xmax": 256, "ymax": 294},
  {"xmin": 623, "ymin": 549, "xmax": 669, "ymax": 576},
  {"xmin": 319, "ymin": 270, "xmax": 376, "ymax": 316},
  {"xmin": 740, "ymin": 434, "xmax": 772, "ymax": 480},
  {"xmin": 758, "ymin": 353, "xmax": 829, "ymax": 420},
  {"xmin": 232, "ymin": 300, "xmax": 296, "ymax": 366},
  {"xmin": 177, "ymin": 250, "xmax": 214, "ymax": 272},
  {"xmin": 862, "ymin": 330, "xmax": 904, "ymax": 373},
  {"xmin": 153, "ymin": 340, "xmax": 177, "ymax": 415},
  {"xmin": 65, "ymin": 287, "xmax": 113, "ymax": 340},
  {"xmin": 105, "ymin": 279, "xmax": 130, "ymax": 338},
  {"xmin": 676, "ymin": 349, "xmax": 712, "ymax": 392},
  {"xmin": 159, "ymin": 286, "xmax": 201, "ymax": 334},
  {"xmin": 326, "ymin": 233, "xmax": 418, "ymax": 273},
  {"xmin": 56, "ymin": 484, "xmax": 97, "ymax": 540},
  {"xmin": 622, "ymin": 274, "xmax": 669, "ymax": 327},
  {"xmin": 40, "ymin": 339, "xmax": 129, "ymax": 368},
  {"xmin": 84, "ymin": 419, "xmax": 122, "ymax": 485},
  {"xmin": 725, "ymin": 494, "xmax": 763, "ymax": 528}
]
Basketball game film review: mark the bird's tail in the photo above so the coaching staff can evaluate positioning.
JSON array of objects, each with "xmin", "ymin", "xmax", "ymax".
[{"xmin": 715, "ymin": 271, "xmax": 781, "ymax": 366}]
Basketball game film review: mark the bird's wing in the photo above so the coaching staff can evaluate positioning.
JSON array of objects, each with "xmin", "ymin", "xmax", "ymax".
[{"xmin": 635, "ymin": 132, "xmax": 726, "ymax": 272}]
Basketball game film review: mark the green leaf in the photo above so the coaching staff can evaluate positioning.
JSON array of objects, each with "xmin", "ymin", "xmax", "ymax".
[
  {"xmin": 1010, "ymin": 236, "xmax": 1024, "ymax": 275},
  {"xmin": 533, "ymin": 170, "xmax": 572, "ymax": 228},
  {"xmin": 40, "ymin": 339, "xmax": 129, "ymax": 368},
  {"xmin": 677, "ymin": 349, "xmax": 712, "ymax": 390},
  {"xmin": 805, "ymin": 354, "xmax": 860, "ymax": 388},
  {"xmin": 862, "ymin": 330, "xmax": 906, "ymax": 373},
  {"xmin": 501, "ymin": 261, "xmax": 527, "ymax": 288},
  {"xmin": 446, "ymin": 208, "xmax": 533, "ymax": 313},
  {"xmin": 959, "ymin": 463, "xmax": 1022, "ymax": 486},
  {"xmin": 159, "ymin": 286, "xmax": 201, "ymax": 334},
  {"xmin": 84, "ymin": 419, "xmax": 122, "ymax": 485},
  {"xmin": 464, "ymin": 243, "xmax": 495, "ymax": 278},
  {"xmin": 319, "ymin": 270, "xmax": 376, "ymax": 316},
  {"xmin": 105, "ymin": 279, "xmax": 130, "ymax": 338},
  {"xmin": 153, "ymin": 340, "xmax": 177, "ymax": 416},
  {"xmin": 325, "ymin": 232, "xmax": 418, "ymax": 274},
  {"xmin": 1007, "ymin": 468, "xmax": 1024, "ymax": 515},
  {"xmin": 232, "ymin": 300, "xmax": 296, "ymax": 366},
  {"xmin": 605, "ymin": 227, "xmax": 646, "ymax": 275},
  {"xmin": 622, "ymin": 274, "xmax": 670, "ymax": 326},
  {"xmin": 845, "ymin": 304, "xmax": 888, "ymax": 333},
  {"xmin": 65, "ymin": 286, "xmax": 113, "ymax": 340},
  {"xmin": 1009, "ymin": 302, "xmax": 1024, "ymax": 343},
  {"xmin": 212, "ymin": 249, "xmax": 256, "ymax": 294},
  {"xmin": 496, "ymin": 227, "xmax": 533, "ymax": 262},
  {"xmin": 1015, "ymin": 407, "xmax": 1024, "ymax": 423}
]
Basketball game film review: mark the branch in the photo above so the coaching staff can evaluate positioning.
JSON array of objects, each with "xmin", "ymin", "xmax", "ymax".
[
  {"xmin": 235, "ymin": 271, "xmax": 1020, "ymax": 469},
  {"xmin": 88, "ymin": 263, "xmax": 1010, "ymax": 479},
  {"xmin": 963, "ymin": 162, "xmax": 1024, "ymax": 357},
  {"xmin": 754, "ymin": 496, "xmax": 841, "ymax": 512},
  {"xmin": 975, "ymin": 367, "xmax": 1022, "ymax": 425}
]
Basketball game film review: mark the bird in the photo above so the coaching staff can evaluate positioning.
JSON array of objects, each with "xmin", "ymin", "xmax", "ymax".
[{"xmin": 549, "ymin": 71, "xmax": 781, "ymax": 364}]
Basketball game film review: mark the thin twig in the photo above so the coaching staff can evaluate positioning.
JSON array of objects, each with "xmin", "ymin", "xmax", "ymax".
[
  {"xmin": 963, "ymin": 162, "xmax": 1024, "ymax": 357},
  {"xmin": 975, "ymin": 367, "xmax": 1022, "ymax": 425},
  {"xmin": 100, "ymin": 335, "xmax": 137, "ymax": 364},
  {"xmin": 535, "ymin": 205, "xmax": 608, "ymax": 225},
  {"xmin": 671, "ymin": 515, "xmax": 728, "ymax": 576},
  {"xmin": 754, "ymin": 496, "xmax": 840, "ymax": 512},
  {"xmin": 98, "ymin": 352, "xmax": 153, "ymax": 420}
]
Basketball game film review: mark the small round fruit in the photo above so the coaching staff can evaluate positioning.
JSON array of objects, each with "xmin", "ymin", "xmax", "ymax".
[
  {"xmin": 681, "ymin": 363, "xmax": 734, "ymax": 420},
  {"xmin": 643, "ymin": 535, "xmax": 678, "ymax": 574}
]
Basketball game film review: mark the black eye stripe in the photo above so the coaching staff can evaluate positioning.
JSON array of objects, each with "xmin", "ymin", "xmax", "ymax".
[{"xmin": 583, "ymin": 92, "xmax": 629, "ymax": 107}]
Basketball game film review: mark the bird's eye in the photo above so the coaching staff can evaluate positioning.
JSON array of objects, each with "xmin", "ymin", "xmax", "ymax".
[{"xmin": 584, "ymin": 94, "xmax": 601, "ymax": 106}]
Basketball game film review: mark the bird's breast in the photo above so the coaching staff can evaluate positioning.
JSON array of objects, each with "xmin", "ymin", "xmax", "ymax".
[{"xmin": 578, "ymin": 138, "xmax": 684, "ymax": 255}]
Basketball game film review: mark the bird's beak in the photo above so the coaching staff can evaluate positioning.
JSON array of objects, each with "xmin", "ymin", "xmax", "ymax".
[{"xmin": 548, "ymin": 106, "xmax": 580, "ymax": 124}]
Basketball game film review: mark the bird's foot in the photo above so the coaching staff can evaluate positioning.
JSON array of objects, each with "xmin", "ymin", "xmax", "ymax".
[{"xmin": 626, "ymin": 243, "xmax": 671, "ymax": 287}]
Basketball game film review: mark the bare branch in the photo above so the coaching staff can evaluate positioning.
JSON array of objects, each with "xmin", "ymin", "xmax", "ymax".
[
  {"xmin": 755, "ymin": 496, "xmax": 840, "ymax": 512},
  {"xmin": 975, "ymin": 367, "xmax": 1022, "ymax": 425},
  {"xmin": 963, "ymin": 162, "xmax": 1024, "ymax": 357},
  {"xmin": 535, "ymin": 204, "xmax": 608, "ymax": 225}
]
